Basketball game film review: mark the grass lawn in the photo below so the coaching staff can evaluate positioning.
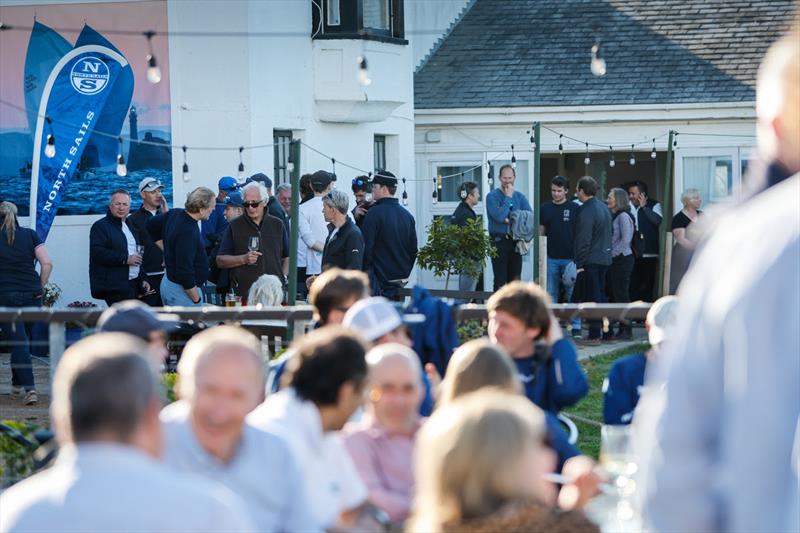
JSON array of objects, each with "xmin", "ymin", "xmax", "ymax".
[{"xmin": 566, "ymin": 342, "xmax": 650, "ymax": 459}]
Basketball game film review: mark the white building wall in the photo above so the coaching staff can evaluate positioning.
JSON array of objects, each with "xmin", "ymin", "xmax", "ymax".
[{"xmin": 15, "ymin": 0, "xmax": 416, "ymax": 305}]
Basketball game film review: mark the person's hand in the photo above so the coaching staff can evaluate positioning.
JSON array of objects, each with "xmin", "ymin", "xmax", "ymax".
[
  {"xmin": 243, "ymin": 251, "xmax": 262, "ymax": 265},
  {"xmin": 354, "ymin": 206, "xmax": 368, "ymax": 218},
  {"xmin": 425, "ymin": 363, "xmax": 442, "ymax": 397},
  {"xmin": 305, "ymin": 275, "xmax": 317, "ymax": 289},
  {"xmin": 159, "ymin": 196, "xmax": 169, "ymax": 213},
  {"xmin": 127, "ymin": 254, "xmax": 142, "ymax": 266},
  {"xmin": 142, "ymin": 280, "xmax": 151, "ymax": 293},
  {"xmin": 558, "ymin": 455, "xmax": 602, "ymax": 511},
  {"xmin": 502, "ymin": 184, "xmax": 514, "ymax": 198},
  {"xmin": 546, "ymin": 312, "xmax": 564, "ymax": 345},
  {"xmin": 638, "ymin": 192, "xmax": 648, "ymax": 208}
]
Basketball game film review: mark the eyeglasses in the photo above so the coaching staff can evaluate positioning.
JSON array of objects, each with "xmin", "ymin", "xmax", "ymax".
[{"xmin": 243, "ymin": 201, "xmax": 262, "ymax": 208}]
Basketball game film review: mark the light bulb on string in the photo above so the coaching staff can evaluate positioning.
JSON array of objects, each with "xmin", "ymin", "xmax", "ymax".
[
  {"xmin": 181, "ymin": 146, "xmax": 191, "ymax": 182},
  {"xmin": 673, "ymin": 133, "xmax": 678, "ymax": 148},
  {"xmin": 511, "ymin": 144, "xmax": 516, "ymax": 169},
  {"xmin": 651, "ymin": 138, "xmax": 657, "ymax": 159},
  {"xmin": 116, "ymin": 137, "xmax": 127, "ymax": 177},
  {"xmin": 401, "ymin": 177, "xmax": 408, "ymax": 206},
  {"xmin": 44, "ymin": 117, "xmax": 55, "ymax": 158},
  {"xmin": 558, "ymin": 134, "xmax": 563, "ymax": 155},
  {"xmin": 584, "ymin": 143, "xmax": 590, "ymax": 165},
  {"xmin": 144, "ymin": 31, "xmax": 161, "ymax": 84},
  {"xmin": 629, "ymin": 144, "xmax": 636, "ymax": 166},
  {"xmin": 591, "ymin": 41, "xmax": 607, "ymax": 77},
  {"xmin": 237, "ymin": 146, "xmax": 245, "ymax": 180},
  {"xmin": 487, "ymin": 162, "xmax": 494, "ymax": 188},
  {"xmin": 608, "ymin": 147, "xmax": 615, "ymax": 168},
  {"xmin": 357, "ymin": 55, "xmax": 371, "ymax": 86},
  {"xmin": 432, "ymin": 177, "xmax": 438, "ymax": 205}
]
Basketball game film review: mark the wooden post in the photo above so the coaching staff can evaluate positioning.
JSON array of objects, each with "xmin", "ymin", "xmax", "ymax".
[
  {"xmin": 538, "ymin": 236, "xmax": 548, "ymax": 291},
  {"xmin": 657, "ymin": 131, "xmax": 675, "ymax": 299},
  {"xmin": 663, "ymin": 232, "xmax": 673, "ymax": 295},
  {"xmin": 48, "ymin": 321, "xmax": 65, "ymax": 394},
  {"xmin": 287, "ymin": 140, "xmax": 301, "ymax": 341},
  {"xmin": 532, "ymin": 122, "xmax": 541, "ymax": 283}
]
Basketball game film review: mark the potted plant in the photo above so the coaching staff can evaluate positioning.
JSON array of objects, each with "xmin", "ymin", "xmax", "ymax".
[
  {"xmin": 417, "ymin": 217, "xmax": 496, "ymax": 290},
  {"xmin": 64, "ymin": 301, "xmax": 98, "ymax": 347},
  {"xmin": 30, "ymin": 283, "xmax": 63, "ymax": 357}
]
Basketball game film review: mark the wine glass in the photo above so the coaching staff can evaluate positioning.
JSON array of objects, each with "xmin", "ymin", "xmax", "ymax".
[
  {"xmin": 136, "ymin": 244, "xmax": 145, "ymax": 257},
  {"xmin": 248, "ymin": 236, "xmax": 260, "ymax": 252}
]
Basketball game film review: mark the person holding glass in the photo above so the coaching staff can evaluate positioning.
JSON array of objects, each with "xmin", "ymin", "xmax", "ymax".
[
  {"xmin": 669, "ymin": 189, "xmax": 703, "ymax": 294},
  {"xmin": 216, "ymin": 181, "xmax": 288, "ymax": 303},
  {"xmin": 0, "ymin": 201, "xmax": 53, "ymax": 405}
]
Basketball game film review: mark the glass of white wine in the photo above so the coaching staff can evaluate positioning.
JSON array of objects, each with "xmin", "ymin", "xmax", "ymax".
[
  {"xmin": 600, "ymin": 425, "xmax": 637, "ymax": 484},
  {"xmin": 248, "ymin": 236, "xmax": 260, "ymax": 252}
]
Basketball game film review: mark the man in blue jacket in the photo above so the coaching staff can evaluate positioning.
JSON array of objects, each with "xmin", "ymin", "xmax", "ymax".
[
  {"xmin": 89, "ymin": 189, "xmax": 148, "ymax": 305},
  {"xmin": 487, "ymin": 281, "xmax": 589, "ymax": 468},
  {"xmin": 361, "ymin": 170, "xmax": 417, "ymax": 301},
  {"xmin": 486, "ymin": 164, "xmax": 532, "ymax": 291}
]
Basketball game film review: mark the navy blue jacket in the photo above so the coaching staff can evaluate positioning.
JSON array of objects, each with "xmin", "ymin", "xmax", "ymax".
[
  {"xmin": 322, "ymin": 218, "xmax": 364, "ymax": 271},
  {"xmin": 513, "ymin": 339, "xmax": 589, "ymax": 414},
  {"xmin": 361, "ymin": 197, "xmax": 417, "ymax": 297},
  {"xmin": 89, "ymin": 211, "xmax": 144, "ymax": 299},
  {"xmin": 603, "ymin": 352, "xmax": 647, "ymax": 424},
  {"xmin": 148, "ymin": 209, "xmax": 208, "ymax": 290},
  {"xmin": 408, "ymin": 286, "xmax": 459, "ymax": 376}
]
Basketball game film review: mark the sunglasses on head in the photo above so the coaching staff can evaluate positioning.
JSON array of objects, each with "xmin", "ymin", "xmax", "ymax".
[{"xmin": 243, "ymin": 201, "xmax": 262, "ymax": 208}]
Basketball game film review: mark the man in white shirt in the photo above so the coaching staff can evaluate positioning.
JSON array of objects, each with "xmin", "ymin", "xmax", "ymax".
[
  {"xmin": 0, "ymin": 333, "xmax": 251, "ymax": 533},
  {"xmin": 160, "ymin": 325, "xmax": 317, "ymax": 532},
  {"xmin": 248, "ymin": 327, "xmax": 370, "ymax": 530},
  {"xmin": 298, "ymin": 171, "xmax": 335, "ymax": 286}
]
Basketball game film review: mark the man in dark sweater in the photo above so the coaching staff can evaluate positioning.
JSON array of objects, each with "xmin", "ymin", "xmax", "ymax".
[
  {"xmin": 216, "ymin": 181, "xmax": 288, "ymax": 302},
  {"xmin": 128, "ymin": 177, "xmax": 168, "ymax": 306},
  {"xmin": 362, "ymin": 170, "xmax": 418, "ymax": 301},
  {"xmin": 89, "ymin": 189, "xmax": 148, "ymax": 306},
  {"xmin": 627, "ymin": 181, "xmax": 663, "ymax": 302},
  {"xmin": 539, "ymin": 176, "xmax": 580, "ymax": 304},
  {"xmin": 573, "ymin": 176, "xmax": 612, "ymax": 343}
]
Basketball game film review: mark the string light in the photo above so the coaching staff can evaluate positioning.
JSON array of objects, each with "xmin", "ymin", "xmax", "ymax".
[
  {"xmin": 181, "ymin": 145, "xmax": 190, "ymax": 182},
  {"xmin": 401, "ymin": 177, "xmax": 408, "ymax": 206},
  {"xmin": 558, "ymin": 134, "xmax": 563, "ymax": 155},
  {"xmin": 511, "ymin": 144, "xmax": 516, "ymax": 169},
  {"xmin": 357, "ymin": 55, "xmax": 371, "ymax": 86},
  {"xmin": 432, "ymin": 176, "xmax": 438, "ymax": 205},
  {"xmin": 331, "ymin": 158, "xmax": 336, "ymax": 177},
  {"xmin": 44, "ymin": 117, "xmax": 55, "ymax": 158},
  {"xmin": 591, "ymin": 41, "xmax": 607, "ymax": 77},
  {"xmin": 608, "ymin": 146, "xmax": 615, "ymax": 167},
  {"xmin": 673, "ymin": 132, "xmax": 679, "ymax": 148},
  {"xmin": 584, "ymin": 143, "xmax": 590, "ymax": 165},
  {"xmin": 629, "ymin": 144, "xmax": 636, "ymax": 166},
  {"xmin": 237, "ymin": 146, "xmax": 245, "ymax": 179},
  {"xmin": 144, "ymin": 31, "xmax": 161, "ymax": 84},
  {"xmin": 116, "ymin": 137, "xmax": 127, "ymax": 176},
  {"xmin": 651, "ymin": 138, "xmax": 657, "ymax": 159},
  {"xmin": 487, "ymin": 162, "xmax": 494, "ymax": 188}
]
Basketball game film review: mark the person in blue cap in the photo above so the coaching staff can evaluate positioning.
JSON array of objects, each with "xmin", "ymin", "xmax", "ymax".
[{"xmin": 201, "ymin": 176, "xmax": 238, "ymax": 253}]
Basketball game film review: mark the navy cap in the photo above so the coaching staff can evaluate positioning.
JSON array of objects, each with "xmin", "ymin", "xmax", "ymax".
[
  {"xmin": 97, "ymin": 300, "xmax": 179, "ymax": 342},
  {"xmin": 224, "ymin": 190, "xmax": 244, "ymax": 207},
  {"xmin": 218, "ymin": 176, "xmax": 238, "ymax": 192},
  {"xmin": 249, "ymin": 173, "xmax": 272, "ymax": 189},
  {"xmin": 371, "ymin": 170, "xmax": 397, "ymax": 187},
  {"xmin": 311, "ymin": 170, "xmax": 336, "ymax": 187}
]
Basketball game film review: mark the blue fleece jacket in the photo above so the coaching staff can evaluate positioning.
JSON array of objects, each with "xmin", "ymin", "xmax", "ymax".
[
  {"xmin": 486, "ymin": 188, "xmax": 532, "ymax": 237},
  {"xmin": 602, "ymin": 352, "xmax": 647, "ymax": 425},
  {"xmin": 513, "ymin": 338, "xmax": 589, "ymax": 413}
]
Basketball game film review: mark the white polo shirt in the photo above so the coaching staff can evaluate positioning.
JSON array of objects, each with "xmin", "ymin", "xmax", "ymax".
[
  {"xmin": 247, "ymin": 389, "xmax": 368, "ymax": 529},
  {"xmin": 160, "ymin": 401, "xmax": 319, "ymax": 533},
  {"xmin": 0, "ymin": 443, "xmax": 253, "ymax": 532}
]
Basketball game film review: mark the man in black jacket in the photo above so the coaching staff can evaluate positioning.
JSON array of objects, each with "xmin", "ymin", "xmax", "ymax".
[
  {"xmin": 127, "ymin": 178, "xmax": 168, "ymax": 306},
  {"xmin": 362, "ymin": 170, "xmax": 417, "ymax": 301},
  {"xmin": 451, "ymin": 181, "xmax": 481, "ymax": 293},
  {"xmin": 89, "ymin": 189, "xmax": 148, "ymax": 306},
  {"xmin": 573, "ymin": 176, "xmax": 612, "ymax": 343},
  {"xmin": 627, "ymin": 181, "xmax": 663, "ymax": 302}
]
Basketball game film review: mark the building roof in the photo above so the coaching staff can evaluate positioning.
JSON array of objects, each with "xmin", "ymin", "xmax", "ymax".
[{"xmin": 414, "ymin": 0, "xmax": 796, "ymax": 109}]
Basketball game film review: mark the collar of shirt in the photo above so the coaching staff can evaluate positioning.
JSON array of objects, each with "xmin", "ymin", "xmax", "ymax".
[
  {"xmin": 57, "ymin": 442, "xmax": 158, "ymax": 470},
  {"xmin": 251, "ymin": 388, "xmax": 325, "ymax": 452}
]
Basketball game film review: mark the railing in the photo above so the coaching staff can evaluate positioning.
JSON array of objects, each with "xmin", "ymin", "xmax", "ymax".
[{"xmin": 0, "ymin": 302, "xmax": 652, "ymax": 391}]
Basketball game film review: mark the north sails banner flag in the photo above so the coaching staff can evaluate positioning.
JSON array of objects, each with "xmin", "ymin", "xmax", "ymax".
[{"xmin": 29, "ymin": 24, "xmax": 133, "ymax": 241}]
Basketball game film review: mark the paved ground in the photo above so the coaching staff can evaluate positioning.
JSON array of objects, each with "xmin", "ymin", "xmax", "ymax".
[
  {"xmin": 574, "ymin": 324, "xmax": 649, "ymax": 360},
  {"xmin": 0, "ymin": 354, "xmax": 51, "ymax": 428}
]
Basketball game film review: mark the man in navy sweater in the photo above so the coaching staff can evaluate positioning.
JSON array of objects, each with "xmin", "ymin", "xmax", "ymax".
[
  {"xmin": 487, "ymin": 281, "xmax": 589, "ymax": 468},
  {"xmin": 361, "ymin": 170, "xmax": 417, "ymax": 301}
]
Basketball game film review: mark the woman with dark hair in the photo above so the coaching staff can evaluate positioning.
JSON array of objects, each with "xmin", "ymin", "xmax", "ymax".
[
  {"xmin": 0, "ymin": 201, "xmax": 53, "ymax": 405},
  {"xmin": 452, "ymin": 181, "xmax": 482, "ymax": 293},
  {"xmin": 605, "ymin": 188, "xmax": 635, "ymax": 339}
]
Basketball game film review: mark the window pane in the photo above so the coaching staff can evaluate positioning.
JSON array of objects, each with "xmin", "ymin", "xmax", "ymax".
[
  {"xmin": 435, "ymin": 165, "xmax": 482, "ymax": 203},
  {"xmin": 682, "ymin": 155, "xmax": 733, "ymax": 206},
  {"xmin": 374, "ymin": 135, "xmax": 386, "ymax": 171},
  {"xmin": 327, "ymin": 0, "xmax": 341, "ymax": 25},
  {"xmin": 363, "ymin": 0, "xmax": 390, "ymax": 30},
  {"xmin": 273, "ymin": 130, "xmax": 293, "ymax": 185}
]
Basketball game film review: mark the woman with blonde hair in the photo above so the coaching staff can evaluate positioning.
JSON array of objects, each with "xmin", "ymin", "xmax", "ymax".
[
  {"xmin": 0, "ymin": 201, "xmax": 53, "ymax": 405},
  {"xmin": 410, "ymin": 389, "xmax": 598, "ymax": 532},
  {"xmin": 438, "ymin": 339, "xmax": 520, "ymax": 406}
]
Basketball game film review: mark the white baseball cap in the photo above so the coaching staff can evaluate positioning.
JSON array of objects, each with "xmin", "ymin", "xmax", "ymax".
[
  {"xmin": 139, "ymin": 177, "xmax": 164, "ymax": 193},
  {"xmin": 342, "ymin": 297, "xmax": 423, "ymax": 343},
  {"xmin": 646, "ymin": 296, "xmax": 679, "ymax": 345}
]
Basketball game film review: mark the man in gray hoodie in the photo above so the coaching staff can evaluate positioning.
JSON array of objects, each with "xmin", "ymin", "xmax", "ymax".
[{"xmin": 573, "ymin": 176, "xmax": 612, "ymax": 343}]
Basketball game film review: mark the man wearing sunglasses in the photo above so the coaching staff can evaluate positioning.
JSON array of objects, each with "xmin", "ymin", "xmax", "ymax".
[{"xmin": 216, "ymin": 182, "xmax": 288, "ymax": 303}]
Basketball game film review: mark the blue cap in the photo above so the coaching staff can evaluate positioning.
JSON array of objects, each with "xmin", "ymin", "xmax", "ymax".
[
  {"xmin": 218, "ymin": 176, "xmax": 238, "ymax": 192},
  {"xmin": 249, "ymin": 173, "xmax": 272, "ymax": 189},
  {"xmin": 224, "ymin": 190, "xmax": 244, "ymax": 207}
]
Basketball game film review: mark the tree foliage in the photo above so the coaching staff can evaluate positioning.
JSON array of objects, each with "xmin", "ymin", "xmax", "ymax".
[{"xmin": 417, "ymin": 217, "xmax": 496, "ymax": 289}]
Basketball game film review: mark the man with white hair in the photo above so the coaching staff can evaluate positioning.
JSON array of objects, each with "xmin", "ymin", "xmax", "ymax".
[
  {"xmin": 0, "ymin": 333, "xmax": 251, "ymax": 532},
  {"xmin": 160, "ymin": 326, "xmax": 315, "ymax": 532},
  {"xmin": 343, "ymin": 343, "xmax": 424, "ymax": 524},
  {"xmin": 216, "ymin": 181, "xmax": 288, "ymax": 302}
]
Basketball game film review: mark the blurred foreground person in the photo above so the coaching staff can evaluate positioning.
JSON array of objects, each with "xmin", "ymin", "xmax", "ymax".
[
  {"xmin": 409, "ymin": 390, "xmax": 598, "ymax": 532},
  {"xmin": 343, "ymin": 343, "xmax": 424, "ymax": 524},
  {"xmin": 640, "ymin": 30, "xmax": 800, "ymax": 533},
  {"xmin": 160, "ymin": 326, "xmax": 315, "ymax": 532},
  {"xmin": 96, "ymin": 300, "xmax": 173, "ymax": 368},
  {"xmin": 248, "ymin": 328, "xmax": 369, "ymax": 530},
  {"xmin": 0, "ymin": 333, "xmax": 250, "ymax": 532}
]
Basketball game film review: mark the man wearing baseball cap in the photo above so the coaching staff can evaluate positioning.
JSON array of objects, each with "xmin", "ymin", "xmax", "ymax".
[
  {"xmin": 96, "ymin": 300, "xmax": 178, "ymax": 368},
  {"xmin": 361, "ymin": 170, "xmax": 417, "ymax": 300},
  {"xmin": 128, "ymin": 177, "xmax": 169, "ymax": 306}
]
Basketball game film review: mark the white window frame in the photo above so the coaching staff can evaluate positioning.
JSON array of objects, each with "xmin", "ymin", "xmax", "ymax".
[{"xmin": 674, "ymin": 146, "xmax": 753, "ymax": 215}]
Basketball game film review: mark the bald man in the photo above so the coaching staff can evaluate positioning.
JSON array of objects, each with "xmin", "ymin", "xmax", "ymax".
[
  {"xmin": 159, "ymin": 326, "xmax": 317, "ymax": 532},
  {"xmin": 342, "ymin": 343, "xmax": 424, "ymax": 524}
]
